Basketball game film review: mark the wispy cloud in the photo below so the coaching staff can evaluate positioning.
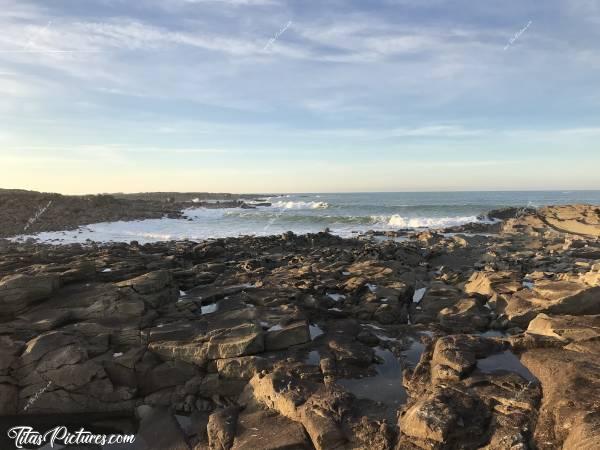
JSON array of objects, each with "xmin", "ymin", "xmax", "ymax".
[{"xmin": 1, "ymin": 0, "xmax": 599, "ymax": 192}]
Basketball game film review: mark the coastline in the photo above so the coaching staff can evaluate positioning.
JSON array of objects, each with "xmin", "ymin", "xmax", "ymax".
[
  {"xmin": 0, "ymin": 189, "xmax": 270, "ymax": 239},
  {"xmin": 0, "ymin": 203, "xmax": 599, "ymax": 448}
]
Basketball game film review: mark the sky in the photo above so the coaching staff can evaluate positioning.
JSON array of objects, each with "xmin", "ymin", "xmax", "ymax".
[{"xmin": 0, "ymin": 0, "xmax": 599, "ymax": 194}]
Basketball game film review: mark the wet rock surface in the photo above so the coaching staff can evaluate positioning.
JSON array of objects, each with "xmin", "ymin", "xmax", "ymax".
[{"xmin": 0, "ymin": 204, "xmax": 599, "ymax": 449}]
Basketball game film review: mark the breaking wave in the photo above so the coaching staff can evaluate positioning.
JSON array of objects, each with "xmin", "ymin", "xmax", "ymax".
[
  {"xmin": 378, "ymin": 215, "xmax": 478, "ymax": 228},
  {"xmin": 270, "ymin": 200, "xmax": 329, "ymax": 209}
]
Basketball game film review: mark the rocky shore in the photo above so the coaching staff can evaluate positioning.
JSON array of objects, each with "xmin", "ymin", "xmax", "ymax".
[
  {"xmin": 0, "ymin": 204, "xmax": 599, "ymax": 449},
  {"xmin": 0, "ymin": 189, "xmax": 267, "ymax": 239}
]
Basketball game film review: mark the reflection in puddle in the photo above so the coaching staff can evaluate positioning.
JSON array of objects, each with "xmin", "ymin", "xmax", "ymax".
[
  {"xmin": 337, "ymin": 347, "xmax": 406, "ymax": 414},
  {"xmin": 327, "ymin": 293, "xmax": 346, "ymax": 302},
  {"xmin": 522, "ymin": 280, "xmax": 534, "ymax": 289},
  {"xmin": 402, "ymin": 338, "xmax": 425, "ymax": 368},
  {"xmin": 201, "ymin": 302, "xmax": 219, "ymax": 314},
  {"xmin": 413, "ymin": 287, "xmax": 427, "ymax": 303},
  {"xmin": 479, "ymin": 330, "xmax": 507, "ymax": 338},
  {"xmin": 309, "ymin": 324, "xmax": 324, "ymax": 340},
  {"xmin": 363, "ymin": 323, "xmax": 384, "ymax": 331},
  {"xmin": 305, "ymin": 350, "xmax": 321, "ymax": 365},
  {"xmin": 477, "ymin": 350, "xmax": 537, "ymax": 381}
]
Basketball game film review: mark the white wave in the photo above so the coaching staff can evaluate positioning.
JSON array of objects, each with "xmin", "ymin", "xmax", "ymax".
[
  {"xmin": 271, "ymin": 200, "xmax": 329, "ymax": 209},
  {"xmin": 371, "ymin": 215, "xmax": 478, "ymax": 228}
]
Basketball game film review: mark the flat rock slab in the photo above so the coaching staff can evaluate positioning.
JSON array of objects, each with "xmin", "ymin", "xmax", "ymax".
[
  {"xmin": 232, "ymin": 408, "xmax": 311, "ymax": 450},
  {"xmin": 245, "ymin": 372, "xmax": 350, "ymax": 450},
  {"xmin": 149, "ymin": 323, "xmax": 264, "ymax": 366},
  {"xmin": 265, "ymin": 321, "xmax": 310, "ymax": 351}
]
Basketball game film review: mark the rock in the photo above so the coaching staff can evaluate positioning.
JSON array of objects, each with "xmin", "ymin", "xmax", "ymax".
[
  {"xmin": 207, "ymin": 406, "xmax": 239, "ymax": 450},
  {"xmin": 399, "ymin": 386, "xmax": 490, "ymax": 447},
  {"xmin": 117, "ymin": 270, "xmax": 179, "ymax": 309},
  {"xmin": 0, "ymin": 383, "xmax": 18, "ymax": 414},
  {"xmin": 43, "ymin": 360, "xmax": 104, "ymax": 390},
  {"xmin": 146, "ymin": 321, "xmax": 203, "ymax": 343},
  {"xmin": 410, "ymin": 282, "xmax": 463, "ymax": 324},
  {"xmin": 134, "ymin": 407, "xmax": 190, "ymax": 450},
  {"xmin": 526, "ymin": 313, "xmax": 600, "ymax": 343},
  {"xmin": 149, "ymin": 323, "xmax": 264, "ymax": 365},
  {"xmin": 0, "ymin": 273, "xmax": 60, "ymax": 316},
  {"xmin": 521, "ymin": 347, "xmax": 600, "ymax": 449},
  {"xmin": 431, "ymin": 335, "xmax": 506, "ymax": 382},
  {"xmin": 232, "ymin": 408, "xmax": 311, "ymax": 450},
  {"xmin": 437, "ymin": 298, "xmax": 490, "ymax": 332},
  {"xmin": 373, "ymin": 303, "xmax": 408, "ymax": 325},
  {"xmin": 243, "ymin": 372, "xmax": 349, "ymax": 450},
  {"xmin": 1, "ymin": 201, "xmax": 599, "ymax": 449},
  {"xmin": 264, "ymin": 321, "xmax": 310, "ymax": 351},
  {"xmin": 17, "ymin": 331, "xmax": 80, "ymax": 367},
  {"xmin": 327, "ymin": 339, "xmax": 374, "ymax": 368},
  {"xmin": 0, "ymin": 336, "xmax": 24, "ymax": 373},
  {"xmin": 464, "ymin": 271, "xmax": 521, "ymax": 299},
  {"xmin": 505, "ymin": 281, "xmax": 600, "ymax": 327},
  {"xmin": 215, "ymin": 356, "xmax": 269, "ymax": 380},
  {"xmin": 139, "ymin": 360, "xmax": 198, "ymax": 395},
  {"xmin": 538, "ymin": 204, "xmax": 600, "ymax": 237}
]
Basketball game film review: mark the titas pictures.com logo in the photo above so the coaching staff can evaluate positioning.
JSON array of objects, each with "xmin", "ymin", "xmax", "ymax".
[{"xmin": 7, "ymin": 425, "xmax": 135, "ymax": 448}]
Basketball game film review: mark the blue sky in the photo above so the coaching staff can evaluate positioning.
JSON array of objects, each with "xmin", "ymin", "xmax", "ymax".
[{"xmin": 0, "ymin": 0, "xmax": 599, "ymax": 193}]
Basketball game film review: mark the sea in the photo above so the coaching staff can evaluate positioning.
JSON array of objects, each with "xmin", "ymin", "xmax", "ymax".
[{"xmin": 15, "ymin": 191, "xmax": 600, "ymax": 244}]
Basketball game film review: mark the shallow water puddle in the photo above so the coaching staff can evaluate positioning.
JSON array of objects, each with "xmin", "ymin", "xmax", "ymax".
[
  {"xmin": 522, "ymin": 280, "xmax": 535, "ymax": 289},
  {"xmin": 362, "ymin": 323, "xmax": 384, "ymax": 331},
  {"xmin": 309, "ymin": 324, "xmax": 324, "ymax": 340},
  {"xmin": 479, "ymin": 330, "xmax": 507, "ymax": 338},
  {"xmin": 337, "ymin": 347, "xmax": 407, "ymax": 410},
  {"xmin": 412, "ymin": 287, "xmax": 427, "ymax": 303},
  {"xmin": 201, "ymin": 302, "xmax": 219, "ymax": 314},
  {"xmin": 305, "ymin": 350, "xmax": 321, "ymax": 365},
  {"xmin": 477, "ymin": 350, "xmax": 537, "ymax": 381},
  {"xmin": 402, "ymin": 338, "xmax": 426, "ymax": 368},
  {"xmin": 175, "ymin": 414, "xmax": 192, "ymax": 431}
]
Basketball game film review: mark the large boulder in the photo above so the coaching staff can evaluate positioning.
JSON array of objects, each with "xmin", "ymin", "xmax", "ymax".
[
  {"xmin": 207, "ymin": 406, "xmax": 239, "ymax": 450},
  {"xmin": 521, "ymin": 347, "xmax": 600, "ymax": 449},
  {"xmin": 243, "ymin": 372, "xmax": 350, "ymax": 450},
  {"xmin": 117, "ymin": 270, "xmax": 179, "ymax": 309},
  {"xmin": 538, "ymin": 205, "xmax": 600, "ymax": 237},
  {"xmin": 0, "ymin": 273, "xmax": 59, "ymax": 316},
  {"xmin": 505, "ymin": 281, "xmax": 600, "ymax": 327},
  {"xmin": 264, "ymin": 321, "xmax": 310, "ymax": 351},
  {"xmin": 437, "ymin": 298, "xmax": 491, "ymax": 332},
  {"xmin": 464, "ymin": 271, "xmax": 521, "ymax": 300},
  {"xmin": 399, "ymin": 386, "xmax": 490, "ymax": 447},
  {"xmin": 134, "ymin": 406, "xmax": 190, "ymax": 450},
  {"xmin": 232, "ymin": 409, "xmax": 311, "ymax": 450},
  {"xmin": 527, "ymin": 313, "xmax": 600, "ymax": 343}
]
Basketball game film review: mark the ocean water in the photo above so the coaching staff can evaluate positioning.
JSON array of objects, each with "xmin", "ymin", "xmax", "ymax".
[{"xmin": 15, "ymin": 191, "xmax": 600, "ymax": 244}]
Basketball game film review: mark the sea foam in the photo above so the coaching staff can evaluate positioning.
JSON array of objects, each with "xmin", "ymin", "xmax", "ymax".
[
  {"xmin": 372, "ymin": 215, "xmax": 478, "ymax": 228},
  {"xmin": 270, "ymin": 200, "xmax": 329, "ymax": 209}
]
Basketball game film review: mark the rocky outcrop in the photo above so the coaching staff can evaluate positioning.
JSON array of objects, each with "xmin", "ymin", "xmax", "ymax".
[
  {"xmin": 0, "ymin": 273, "xmax": 60, "ymax": 316},
  {"xmin": 0, "ymin": 206, "xmax": 599, "ymax": 449},
  {"xmin": 505, "ymin": 281, "xmax": 600, "ymax": 327}
]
